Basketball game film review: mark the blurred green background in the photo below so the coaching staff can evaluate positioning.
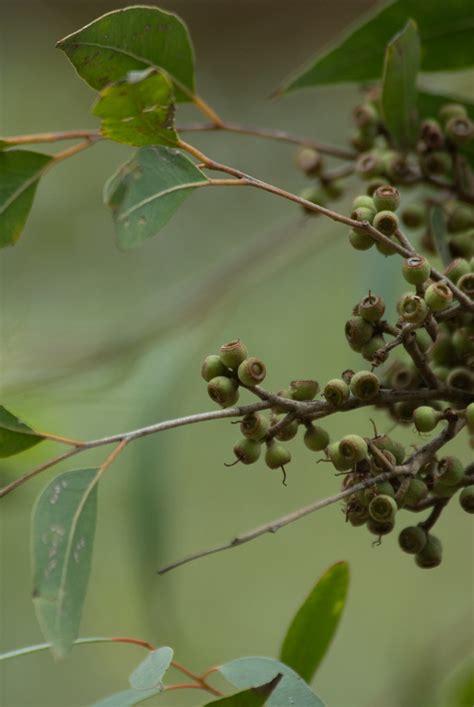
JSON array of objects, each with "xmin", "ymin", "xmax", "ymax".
[{"xmin": 0, "ymin": 1, "xmax": 473, "ymax": 705}]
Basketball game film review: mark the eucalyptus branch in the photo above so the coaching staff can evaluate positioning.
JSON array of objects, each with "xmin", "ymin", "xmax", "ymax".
[
  {"xmin": 177, "ymin": 120, "xmax": 356, "ymax": 160},
  {"xmin": 157, "ymin": 419, "xmax": 467, "ymax": 575}
]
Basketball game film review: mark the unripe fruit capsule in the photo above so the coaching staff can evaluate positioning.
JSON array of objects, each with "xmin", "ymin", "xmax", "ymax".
[
  {"xmin": 437, "ymin": 456, "xmax": 464, "ymax": 486},
  {"xmin": 339, "ymin": 434, "xmax": 368, "ymax": 463},
  {"xmin": 290, "ymin": 379, "xmax": 319, "ymax": 401},
  {"xmin": 358, "ymin": 293, "xmax": 385, "ymax": 322},
  {"xmin": 352, "ymin": 195, "xmax": 375, "ymax": 211},
  {"xmin": 397, "ymin": 293, "xmax": 429, "ymax": 324},
  {"xmin": 349, "ymin": 229, "xmax": 374, "ymax": 250},
  {"xmin": 459, "ymin": 485, "xmax": 474, "ymax": 513},
  {"xmin": 303, "ymin": 423, "xmax": 329, "ymax": 451},
  {"xmin": 401, "ymin": 203, "xmax": 425, "ymax": 229},
  {"xmin": 345, "ymin": 316, "xmax": 374, "ymax": 347},
  {"xmin": 368, "ymin": 494, "xmax": 397, "ymax": 523},
  {"xmin": 296, "ymin": 147, "xmax": 323, "ymax": 176},
  {"xmin": 240, "ymin": 412, "xmax": 270, "ymax": 441},
  {"xmin": 424, "ymin": 282, "xmax": 453, "ymax": 312},
  {"xmin": 457, "ymin": 272, "xmax": 474, "ymax": 298},
  {"xmin": 350, "ymin": 370, "xmax": 380, "ymax": 400},
  {"xmin": 219, "ymin": 340, "xmax": 248, "ymax": 370},
  {"xmin": 402, "ymin": 256, "xmax": 431, "ymax": 285},
  {"xmin": 445, "ymin": 116, "xmax": 474, "ymax": 146},
  {"xmin": 415, "ymin": 534, "xmax": 442, "ymax": 569},
  {"xmin": 237, "ymin": 357, "xmax": 267, "ymax": 387},
  {"xmin": 201, "ymin": 354, "xmax": 229, "ymax": 382},
  {"xmin": 373, "ymin": 185, "xmax": 400, "ymax": 212},
  {"xmin": 324, "ymin": 379, "xmax": 350, "ymax": 407},
  {"xmin": 413, "ymin": 406, "xmax": 440, "ymax": 433},
  {"xmin": 276, "ymin": 419, "xmax": 299, "ymax": 441},
  {"xmin": 398, "ymin": 526, "xmax": 427, "ymax": 554},
  {"xmin": 373, "ymin": 210, "xmax": 399, "ymax": 236},
  {"xmin": 265, "ymin": 440, "xmax": 291, "ymax": 469},
  {"xmin": 207, "ymin": 376, "xmax": 239, "ymax": 408},
  {"xmin": 232, "ymin": 438, "xmax": 261, "ymax": 465}
]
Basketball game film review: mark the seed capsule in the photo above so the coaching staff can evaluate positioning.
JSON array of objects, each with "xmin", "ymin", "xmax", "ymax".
[
  {"xmin": 237, "ymin": 357, "xmax": 267, "ymax": 387},
  {"xmin": 415, "ymin": 534, "xmax": 442, "ymax": 569},
  {"xmin": 397, "ymin": 293, "xmax": 429, "ymax": 324},
  {"xmin": 303, "ymin": 423, "xmax": 329, "ymax": 451},
  {"xmin": 240, "ymin": 412, "xmax": 270, "ymax": 441},
  {"xmin": 368, "ymin": 494, "xmax": 397, "ymax": 523},
  {"xmin": 324, "ymin": 379, "xmax": 350, "ymax": 407},
  {"xmin": 350, "ymin": 370, "xmax": 380, "ymax": 400},
  {"xmin": 219, "ymin": 340, "xmax": 248, "ymax": 370},
  {"xmin": 338, "ymin": 434, "xmax": 368, "ymax": 464},
  {"xmin": 413, "ymin": 406, "xmax": 441, "ymax": 433},
  {"xmin": 398, "ymin": 526, "xmax": 427, "ymax": 554},
  {"xmin": 459, "ymin": 485, "xmax": 474, "ymax": 513},
  {"xmin": 201, "ymin": 354, "xmax": 229, "ymax": 382},
  {"xmin": 207, "ymin": 376, "xmax": 239, "ymax": 408},
  {"xmin": 231, "ymin": 438, "xmax": 262, "ymax": 465},
  {"xmin": 265, "ymin": 440, "xmax": 291, "ymax": 469},
  {"xmin": 290, "ymin": 379, "xmax": 319, "ymax": 401},
  {"xmin": 402, "ymin": 256, "xmax": 431, "ymax": 285},
  {"xmin": 358, "ymin": 293, "xmax": 385, "ymax": 322},
  {"xmin": 275, "ymin": 419, "xmax": 299, "ymax": 441},
  {"xmin": 373, "ymin": 185, "xmax": 400, "ymax": 212}
]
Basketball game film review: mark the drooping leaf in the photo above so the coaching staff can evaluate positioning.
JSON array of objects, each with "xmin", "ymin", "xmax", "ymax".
[
  {"xmin": 430, "ymin": 205, "xmax": 452, "ymax": 267},
  {"xmin": 92, "ymin": 68, "xmax": 178, "ymax": 147},
  {"xmin": 91, "ymin": 688, "xmax": 161, "ymax": 707},
  {"xmin": 0, "ymin": 405, "xmax": 43, "ymax": 458},
  {"xmin": 32, "ymin": 468, "xmax": 99, "ymax": 658},
  {"xmin": 381, "ymin": 20, "xmax": 420, "ymax": 148},
  {"xmin": 279, "ymin": 562, "xmax": 349, "ymax": 682},
  {"xmin": 129, "ymin": 647, "xmax": 173, "ymax": 691},
  {"xmin": 219, "ymin": 657, "xmax": 325, "ymax": 707},
  {"xmin": 0, "ymin": 150, "xmax": 52, "ymax": 248},
  {"xmin": 104, "ymin": 146, "xmax": 208, "ymax": 249},
  {"xmin": 57, "ymin": 6, "xmax": 195, "ymax": 102},
  {"xmin": 202, "ymin": 675, "xmax": 282, "ymax": 706},
  {"xmin": 278, "ymin": 0, "xmax": 474, "ymax": 94}
]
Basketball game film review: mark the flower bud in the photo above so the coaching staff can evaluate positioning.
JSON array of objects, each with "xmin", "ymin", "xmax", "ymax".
[
  {"xmin": 219, "ymin": 340, "xmax": 248, "ymax": 370},
  {"xmin": 350, "ymin": 370, "xmax": 380, "ymax": 400},
  {"xmin": 415, "ymin": 534, "xmax": 442, "ymax": 569},
  {"xmin": 290, "ymin": 379, "xmax": 319, "ymax": 401},
  {"xmin": 303, "ymin": 423, "xmax": 329, "ymax": 451},
  {"xmin": 402, "ymin": 256, "xmax": 431, "ymax": 285},
  {"xmin": 237, "ymin": 357, "xmax": 266, "ymax": 387},
  {"xmin": 373, "ymin": 185, "xmax": 400, "ymax": 212},
  {"xmin": 324, "ymin": 379, "xmax": 350, "ymax": 407},
  {"xmin": 398, "ymin": 526, "xmax": 427, "ymax": 554},
  {"xmin": 201, "ymin": 354, "xmax": 229, "ymax": 382},
  {"xmin": 207, "ymin": 376, "xmax": 239, "ymax": 408}
]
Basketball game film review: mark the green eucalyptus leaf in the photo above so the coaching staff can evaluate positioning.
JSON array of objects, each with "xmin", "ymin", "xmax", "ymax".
[
  {"xmin": 57, "ymin": 6, "xmax": 195, "ymax": 102},
  {"xmin": 104, "ymin": 146, "xmax": 208, "ymax": 249},
  {"xmin": 202, "ymin": 675, "xmax": 282, "ymax": 706},
  {"xmin": 279, "ymin": 561, "xmax": 349, "ymax": 682},
  {"xmin": 381, "ymin": 20, "xmax": 420, "ymax": 148},
  {"xmin": 91, "ymin": 688, "xmax": 160, "ymax": 707},
  {"xmin": 0, "ymin": 405, "xmax": 43, "ymax": 457},
  {"xmin": 32, "ymin": 468, "xmax": 99, "ymax": 658},
  {"xmin": 0, "ymin": 150, "xmax": 52, "ymax": 248},
  {"xmin": 278, "ymin": 0, "xmax": 474, "ymax": 93},
  {"xmin": 93, "ymin": 68, "xmax": 178, "ymax": 147},
  {"xmin": 219, "ymin": 657, "xmax": 325, "ymax": 707},
  {"xmin": 129, "ymin": 646, "xmax": 173, "ymax": 691}
]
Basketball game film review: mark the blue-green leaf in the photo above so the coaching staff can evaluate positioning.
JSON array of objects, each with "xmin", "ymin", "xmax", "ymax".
[
  {"xmin": 278, "ymin": 0, "xmax": 474, "ymax": 94},
  {"xmin": 104, "ymin": 146, "xmax": 208, "ymax": 249},
  {"xmin": 219, "ymin": 657, "xmax": 325, "ymax": 707},
  {"xmin": 91, "ymin": 688, "xmax": 160, "ymax": 707},
  {"xmin": 279, "ymin": 562, "xmax": 349, "ymax": 682},
  {"xmin": 0, "ymin": 150, "xmax": 52, "ymax": 248},
  {"xmin": 129, "ymin": 647, "xmax": 173, "ymax": 691},
  {"xmin": 57, "ymin": 6, "xmax": 195, "ymax": 102},
  {"xmin": 93, "ymin": 68, "xmax": 178, "ymax": 147},
  {"xmin": 202, "ymin": 676, "xmax": 282, "ymax": 706},
  {"xmin": 32, "ymin": 468, "xmax": 99, "ymax": 658},
  {"xmin": 0, "ymin": 405, "xmax": 43, "ymax": 457},
  {"xmin": 381, "ymin": 20, "xmax": 420, "ymax": 148}
]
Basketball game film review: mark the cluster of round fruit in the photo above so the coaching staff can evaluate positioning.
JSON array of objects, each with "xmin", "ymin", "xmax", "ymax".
[
  {"xmin": 296, "ymin": 147, "xmax": 346, "ymax": 212},
  {"xmin": 342, "ymin": 440, "xmax": 474, "ymax": 568}
]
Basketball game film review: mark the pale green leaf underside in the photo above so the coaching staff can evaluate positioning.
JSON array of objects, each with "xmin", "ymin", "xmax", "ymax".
[
  {"xmin": 32, "ymin": 468, "xmax": 99, "ymax": 658},
  {"xmin": 91, "ymin": 688, "xmax": 160, "ymax": 707},
  {"xmin": 279, "ymin": 561, "xmax": 349, "ymax": 682},
  {"xmin": 279, "ymin": 0, "xmax": 474, "ymax": 93},
  {"xmin": 104, "ymin": 145, "xmax": 208, "ymax": 249},
  {"xmin": 381, "ymin": 20, "xmax": 420, "ymax": 148},
  {"xmin": 0, "ymin": 405, "xmax": 43, "ymax": 458},
  {"xmin": 129, "ymin": 647, "xmax": 173, "ymax": 690},
  {"xmin": 57, "ymin": 5, "xmax": 195, "ymax": 102},
  {"xmin": 219, "ymin": 657, "xmax": 325, "ymax": 707},
  {"xmin": 0, "ymin": 150, "xmax": 52, "ymax": 248},
  {"xmin": 93, "ymin": 68, "xmax": 178, "ymax": 147}
]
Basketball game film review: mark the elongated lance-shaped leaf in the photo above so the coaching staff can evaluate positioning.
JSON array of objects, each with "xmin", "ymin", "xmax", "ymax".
[
  {"xmin": 0, "ymin": 150, "xmax": 52, "ymax": 248},
  {"xmin": 279, "ymin": 561, "xmax": 349, "ymax": 682},
  {"xmin": 57, "ymin": 6, "xmax": 195, "ymax": 102},
  {"xmin": 278, "ymin": 0, "xmax": 474, "ymax": 94},
  {"xmin": 381, "ymin": 20, "xmax": 420, "ymax": 149},
  {"xmin": 0, "ymin": 405, "xmax": 44, "ymax": 457},
  {"xmin": 203, "ymin": 675, "xmax": 282, "ymax": 706},
  {"xmin": 93, "ymin": 68, "xmax": 178, "ymax": 147},
  {"xmin": 104, "ymin": 146, "xmax": 209, "ymax": 249},
  {"xmin": 32, "ymin": 468, "xmax": 99, "ymax": 658},
  {"xmin": 219, "ymin": 657, "xmax": 325, "ymax": 707},
  {"xmin": 129, "ymin": 647, "xmax": 173, "ymax": 690}
]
